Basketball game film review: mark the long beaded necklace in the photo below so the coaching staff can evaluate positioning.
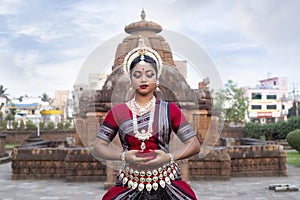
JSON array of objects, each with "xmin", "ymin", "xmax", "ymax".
[{"xmin": 131, "ymin": 96, "xmax": 156, "ymax": 151}]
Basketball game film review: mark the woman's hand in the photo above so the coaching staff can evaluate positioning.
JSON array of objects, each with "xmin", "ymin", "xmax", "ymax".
[
  {"xmin": 124, "ymin": 150, "xmax": 153, "ymax": 166},
  {"xmin": 139, "ymin": 150, "xmax": 171, "ymax": 167},
  {"xmin": 125, "ymin": 150, "xmax": 171, "ymax": 168}
]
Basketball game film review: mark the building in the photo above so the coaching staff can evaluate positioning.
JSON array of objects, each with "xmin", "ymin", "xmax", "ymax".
[
  {"xmin": 73, "ymin": 84, "xmax": 89, "ymax": 116},
  {"xmin": 244, "ymin": 77, "xmax": 291, "ymax": 123},
  {"xmin": 5, "ymin": 97, "xmax": 42, "ymax": 129},
  {"xmin": 52, "ymin": 90, "xmax": 72, "ymax": 122}
]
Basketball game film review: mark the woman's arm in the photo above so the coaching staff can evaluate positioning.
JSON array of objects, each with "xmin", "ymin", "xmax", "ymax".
[
  {"xmin": 92, "ymin": 137, "xmax": 121, "ymax": 161},
  {"xmin": 172, "ymin": 136, "xmax": 200, "ymax": 161}
]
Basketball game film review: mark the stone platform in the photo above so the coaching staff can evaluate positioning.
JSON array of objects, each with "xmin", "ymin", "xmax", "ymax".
[{"xmin": 1, "ymin": 160, "xmax": 299, "ymax": 200}]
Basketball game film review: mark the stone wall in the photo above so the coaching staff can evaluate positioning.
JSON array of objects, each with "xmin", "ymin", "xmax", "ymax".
[
  {"xmin": 11, "ymin": 143, "xmax": 287, "ymax": 183},
  {"xmin": 220, "ymin": 127, "xmax": 244, "ymax": 138},
  {"xmin": 189, "ymin": 148, "xmax": 231, "ymax": 181},
  {"xmin": 3, "ymin": 130, "xmax": 76, "ymax": 144},
  {"xmin": 188, "ymin": 144, "xmax": 286, "ymax": 181},
  {"xmin": 11, "ymin": 144, "xmax": 106, "ymax": 181},
  {"xmin": 228, "ymin": 145, "xmax": 287, "ymax": 177}
]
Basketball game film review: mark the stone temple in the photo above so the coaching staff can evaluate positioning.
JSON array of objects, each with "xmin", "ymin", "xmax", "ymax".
[
  {"xmin": 78, "ymin": 10, "xmax": 214, "ymax": 147},
  {"xmin": 11, "ymin": 10, "xmax": 286, "ymax": 188}
]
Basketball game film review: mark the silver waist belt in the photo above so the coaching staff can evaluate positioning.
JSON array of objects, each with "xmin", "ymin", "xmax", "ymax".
[{"xmin": 118, "ymin": 162, "xmax": 180, "ymax": 192}]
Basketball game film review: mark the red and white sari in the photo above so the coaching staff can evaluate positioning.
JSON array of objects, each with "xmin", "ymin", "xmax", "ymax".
[{"xmin": 97, "ymin": 99, "xmax": 198, "ymax": 200}]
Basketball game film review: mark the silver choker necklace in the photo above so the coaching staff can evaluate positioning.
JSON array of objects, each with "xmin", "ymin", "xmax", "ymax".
[
  {"xmin": 134, "ymin": 96, "xmax": 156, "ymax": 115},
  {"xmin": 131, "ymin": 97, "xmax": 156, "ymax": 151}
]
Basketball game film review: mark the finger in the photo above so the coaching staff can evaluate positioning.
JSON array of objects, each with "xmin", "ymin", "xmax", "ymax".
[
  {"xmin": 135, "ymin": 157, "xmax": 152, "ymax": 163},
  {"xmin": 127, "ymin": 150, "xmax": 139, "ymax": 155}
]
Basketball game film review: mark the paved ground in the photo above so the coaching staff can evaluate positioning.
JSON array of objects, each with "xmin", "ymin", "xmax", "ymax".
[{"xmin": 1, "ymin": 161, "xmax": 299, "ymax": 200}]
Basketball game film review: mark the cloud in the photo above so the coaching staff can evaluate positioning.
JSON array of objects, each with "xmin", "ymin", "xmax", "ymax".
[
  {"xmin": 230, "ymin": 1, "xmax": 300, "ymax": 56},
  {"xmin": 1, "ymin": 0, "xmax": 300, "ymax": 98},
  {"xmin": 0, "ymin": 0, "xmax": 23, "ymax": 15}
]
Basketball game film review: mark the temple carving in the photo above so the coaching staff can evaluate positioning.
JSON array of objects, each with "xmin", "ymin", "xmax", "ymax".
[{"xmin": 91, "ymin": 10, "xmax": 212, "ymax": 118}]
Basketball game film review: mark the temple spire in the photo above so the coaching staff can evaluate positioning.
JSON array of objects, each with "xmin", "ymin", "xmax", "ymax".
[
  {"xmin": 124, "ymin": 10, "xmax": 162, "ymax": 34},
  {"xmin": 141, "ymin": 9, "xmax": 146, "ymax": 20}
]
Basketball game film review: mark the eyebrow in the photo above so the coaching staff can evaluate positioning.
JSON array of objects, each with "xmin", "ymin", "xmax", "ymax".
[{"xmin": 133, "ymin": 69, "xmax": 154, "ymax": 73}]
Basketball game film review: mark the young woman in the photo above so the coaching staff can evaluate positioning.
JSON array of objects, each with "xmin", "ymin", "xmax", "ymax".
[{"xmin": 93, "ymin": 44, "xmax": 200, "ymax": 200}]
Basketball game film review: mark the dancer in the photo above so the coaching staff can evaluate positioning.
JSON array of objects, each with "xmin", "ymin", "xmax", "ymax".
[{"xmin": 93, "ymin": 42, "xmax": 200, "ymax": 200}]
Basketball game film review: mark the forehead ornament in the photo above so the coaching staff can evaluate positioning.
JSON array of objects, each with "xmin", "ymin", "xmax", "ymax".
[{"xmin": 123, "ymin": 36, "xmax": 163, "ymax": 78}]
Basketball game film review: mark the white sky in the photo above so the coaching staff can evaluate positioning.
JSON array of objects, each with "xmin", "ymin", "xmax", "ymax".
[{"xmin": 1, "ymin": 0, "xmax": 299, "ymax": 98}]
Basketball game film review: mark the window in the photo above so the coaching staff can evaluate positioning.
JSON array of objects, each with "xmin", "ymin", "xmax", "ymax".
[
  {"xmin": 251, "ymin": 105, "xmax": 262, "ymax": 109},
  {"xmin": 267, "ymin": 95, "xmax": 277, "ymax": 100},
  {"xmin": 252, "ymin": 93, "xmax": 262, "ymax": 99},
  {"xmin": 267, "ymin": 105, "xmax": 277, "ymax": 109}
]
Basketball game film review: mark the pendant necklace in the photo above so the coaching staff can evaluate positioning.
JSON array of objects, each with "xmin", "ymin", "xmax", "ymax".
[{"xmin": 131, "ymin": 96, "xmax": 156, "ymax": 151}]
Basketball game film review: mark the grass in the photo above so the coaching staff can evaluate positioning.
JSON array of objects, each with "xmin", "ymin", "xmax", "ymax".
[
  {"xmin": 286, "ymin": 150, "xmax": 300, "ymax": 168},
  {"xmin": 5, "ymin": 144, "xmax": 21, "ymax": 149}
]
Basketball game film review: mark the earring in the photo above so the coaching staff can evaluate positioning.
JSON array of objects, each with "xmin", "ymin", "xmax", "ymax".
[{"xmin": 156, "ymin": 80, "xmax": 160, "ymax": 91}]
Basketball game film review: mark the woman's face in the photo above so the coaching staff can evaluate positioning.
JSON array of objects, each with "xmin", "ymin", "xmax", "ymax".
[{"xmin": 130, "ymin": 62, "xmax": 157, "ymax": 95}]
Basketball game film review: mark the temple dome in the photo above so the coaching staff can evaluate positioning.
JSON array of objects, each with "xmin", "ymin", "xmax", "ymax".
[{"xmin": 124, "ymin": 10, "xmax": 162, "ymax": 34}]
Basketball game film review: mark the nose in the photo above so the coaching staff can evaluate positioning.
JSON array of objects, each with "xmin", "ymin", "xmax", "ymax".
[{"xmin": 140, "ymin": 74, "xmax": 147, "ymax": 82}]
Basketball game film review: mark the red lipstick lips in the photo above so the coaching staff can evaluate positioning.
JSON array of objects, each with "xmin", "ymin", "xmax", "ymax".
[{"xmin": 140, "ymin": 85, "xmax": 148, "ymax": 89}]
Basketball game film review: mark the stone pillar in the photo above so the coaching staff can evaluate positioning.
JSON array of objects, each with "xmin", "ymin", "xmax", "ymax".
[
  {"xmin": 104, "ymin": 165, "xmax": 115, "ymax": 189},
  {"xmin": 178, "ymin": 159, "xmax": 190, "ymax": 183},
  {"xmin": 86, "ymin": 112, "xmax": 100, "ymax": 148},
  {"xmin": 198, "ymin": 110, "xmax": 209, "ymax": 143},
  {"xmin": 74, "ymin": 117, "xmax": 86, "ymax": 147},
  {"xmin": 0, "ymin": 131, "xmax": 11, "ymax": 164}
]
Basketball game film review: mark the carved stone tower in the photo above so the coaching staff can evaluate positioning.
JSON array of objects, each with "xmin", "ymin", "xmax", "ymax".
[{"xmin": 95, "ymin": 10, "xmax": 207, "ymax": 112}]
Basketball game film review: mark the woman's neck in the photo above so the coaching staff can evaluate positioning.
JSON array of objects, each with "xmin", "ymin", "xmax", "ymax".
[{"xmin": 134, "ymin": 93, "xmax": 154, "ymax": 106}]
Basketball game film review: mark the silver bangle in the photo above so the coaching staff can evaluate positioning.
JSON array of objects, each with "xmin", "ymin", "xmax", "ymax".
[
  {"xmin": 121, "ymin": 151, "xmax": 126, "ymax": 163},
  {"xmin": 168, "ymin": 153, "xmax": 174, "ymax": 164}
]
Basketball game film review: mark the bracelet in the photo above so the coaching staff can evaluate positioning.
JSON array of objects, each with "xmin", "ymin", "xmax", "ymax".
[
  {"xmin": 168, "ymin": 153, "xmax": 174, "ymax": 164},
  {"xmin": 121, "ymin": 151, "xmax": 126, "ymax": 163}
]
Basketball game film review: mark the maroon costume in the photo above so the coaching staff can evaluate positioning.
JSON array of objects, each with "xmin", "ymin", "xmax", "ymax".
[{"xmin": 97, "ymin": 99, "xmax": 198, "ymax": 200}]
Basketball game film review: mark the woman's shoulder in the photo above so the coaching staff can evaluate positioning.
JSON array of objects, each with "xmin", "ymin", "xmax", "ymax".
[
  {"xmin": 107, "ymin": 102, "xmax": 129, "ymax": 114},
  {"xmin": 107, "ymin": 102, "xmax": 130, "ymax": 123},
  {"xmin": 111, "ymin": 102, "xmax": 128, "ymax": 110}
]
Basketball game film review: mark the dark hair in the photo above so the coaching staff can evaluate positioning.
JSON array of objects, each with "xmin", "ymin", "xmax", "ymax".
[{"xmin": 129, "ymin": 55, "xmax": 158, "ymax": 75}]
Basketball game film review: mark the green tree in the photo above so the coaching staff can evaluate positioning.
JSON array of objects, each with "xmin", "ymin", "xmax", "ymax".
[
  {"xmin": 0, "ymin": 120, "xmax": 7, "ymax": 131},
  {"xmin": 26, "ymin": 120, "xmax": 37, "ymax": 130},
  {"xmin": 215, "ymin": 80, "xmax": 248, "ymax": 126},
  {"xmin": 286, "ymin": 129, "xmax": 300, "ymax": 152},
  {"xmin": 46, "ymin": 121, "xmax": 56, "ymax": 130},
  {"xmin": 0, "ymin": 84, "xmax": 10, "ymax": 110},
  {"xmin": 39, "ymin": 121, "xmax": 46, "ymax": 130},
  {"xmin": 41, "ymin": 92, "xmax": 51, "ymax": 102},
  {"xmin": 5, "ymin": 113, "xmax": 15, "ymax": 121},
  {"xmin": 18, "ymin": 96, "xmax": 24, "ymax": 102},
  {"xmin": 288, "ymin": 101, "xmax": 300, "ymax": 118},
  {"xmin": 57, "ymin": 122, "xmax": 63, "ymax": 129},
  {"xmin": 12, "ymin": 121, "xmax": 18, "ymax": 130},
  {"xmin": 63, "ymin": 121, "xmax": 71, "ymax": 130},
  {"xmin": 19, "ymin": 120, "xmax": 25, "ymax": 130}
]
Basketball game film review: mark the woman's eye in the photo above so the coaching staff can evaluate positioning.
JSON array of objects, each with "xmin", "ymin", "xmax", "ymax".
[
  {"xmin": 133, "ymin": 72, "xmax": 141, "ymax": 79},
  {"xmin": 146, "ymin": 71, "xmax": 155, "ymax": 78}
]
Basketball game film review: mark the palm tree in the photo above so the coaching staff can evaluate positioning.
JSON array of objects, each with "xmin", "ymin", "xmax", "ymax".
[{"xmin": 0, "ymin": 84, "xmax": 10, "ymax": 110}]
